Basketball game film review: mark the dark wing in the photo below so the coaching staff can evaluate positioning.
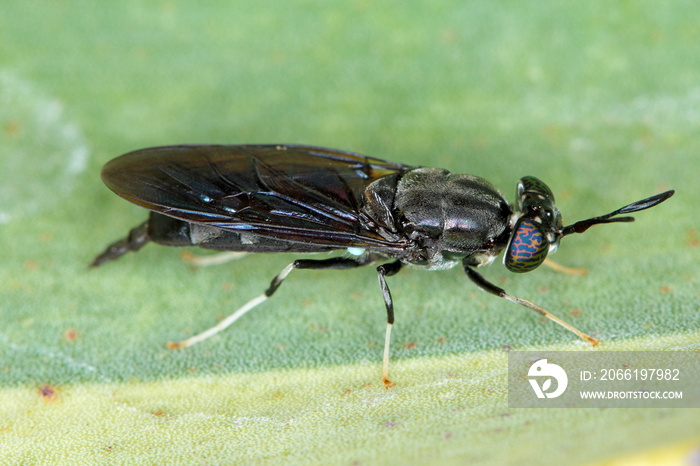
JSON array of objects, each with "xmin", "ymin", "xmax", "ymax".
[{"xmin": 101, "ymin": 144, "xmax": 414, "ymax": 251}]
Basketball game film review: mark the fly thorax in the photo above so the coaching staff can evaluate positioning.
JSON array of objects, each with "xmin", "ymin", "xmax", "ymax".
[{"xmin": 395, "ymin": 168, "xmax": 511, "ymax": 268}]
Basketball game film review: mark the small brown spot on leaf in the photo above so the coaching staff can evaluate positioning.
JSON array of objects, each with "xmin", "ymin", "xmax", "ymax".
[
  {"xmin": 39, "ymin": 384, "xmax": 60, "ymax": 402},
  {"xmin": 63, "ymin": 328, "xmax": 78, "ymax": 341},
  {"xmin": 403, "ymin": 342, "xmax": 416, "ymax": 349},
  {"xmin": 570, "ymin": 309, "xmax": 581, "ymax": 317},
  {"xmin": 4, "ymin": 120, "xmax": 21, "ymax": 137},
  {"xmin": 440, "ymin": 28, "xmax": 457, "ymax": 44},
  {"xmin": 660, "ymin": 286, "xmax": 671, "ymax": 293}
]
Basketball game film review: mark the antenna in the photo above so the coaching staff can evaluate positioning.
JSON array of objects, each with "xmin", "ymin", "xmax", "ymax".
[{"xmin": 561, "ymin": 190, "xmax": 675, "ymax": 237}]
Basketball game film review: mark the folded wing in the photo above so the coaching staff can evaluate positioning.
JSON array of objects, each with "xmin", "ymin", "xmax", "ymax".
[{"xmin": 101, "ymin": 144, "xmax": 413, "ymax": 251}]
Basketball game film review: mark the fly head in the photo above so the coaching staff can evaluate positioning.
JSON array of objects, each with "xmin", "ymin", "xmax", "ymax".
[
  {"xmin": 505, "ymin": 175, "xmax": 675, "ymax": 273},
  {"xmin": 505, "ymin": 176, "xmax": 562, "ymax": 273}
]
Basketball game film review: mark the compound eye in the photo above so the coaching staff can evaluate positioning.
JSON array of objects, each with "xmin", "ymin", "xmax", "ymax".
[{"xmin": 505, "ymin": 218, "xmax": 549, "ymax": 273}]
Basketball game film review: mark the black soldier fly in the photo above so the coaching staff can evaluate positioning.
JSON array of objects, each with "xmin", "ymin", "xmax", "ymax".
[{"xmin": 92, "ymin": 144, "xmax": 674, "ymax": 387}]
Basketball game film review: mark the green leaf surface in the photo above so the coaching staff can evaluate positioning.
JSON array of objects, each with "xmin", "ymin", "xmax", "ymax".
[{"xmin": 1, "ymin": 1, "xmax": 698, "ymax": 464}]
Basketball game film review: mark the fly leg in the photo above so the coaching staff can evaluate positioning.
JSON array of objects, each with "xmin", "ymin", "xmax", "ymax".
[
  {"xmin": 167, "ymin": 256, "xmax": 373, "ymax": 349},
  {"xmin": 376, "ymin": 260, "xmax": 402, "ymax": 388},
  {"xmin": 543, "ymin": 258, "xmax": 587, "ymax": 276},
  {"xmin": 463, "ymin": 264, "xmax": 599, "ymax": 347},
  {"xmin": 90, "ymin": 221, "xmax": 150, "ymax": 267}
]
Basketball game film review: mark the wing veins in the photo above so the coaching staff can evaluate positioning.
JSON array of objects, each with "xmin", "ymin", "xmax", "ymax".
[{"xmin": 249, "ymin": 155, "xmax": 362, "ymax": 228}]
